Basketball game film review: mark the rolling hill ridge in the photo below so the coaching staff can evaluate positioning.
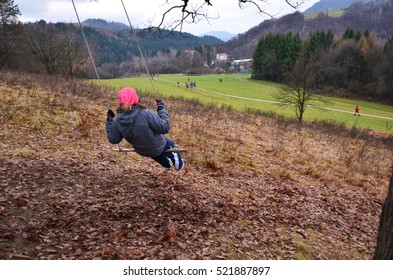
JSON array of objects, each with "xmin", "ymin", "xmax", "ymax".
[{"xmin": 225, "ymin": 0, "xmax": 393, "ymax": 59}]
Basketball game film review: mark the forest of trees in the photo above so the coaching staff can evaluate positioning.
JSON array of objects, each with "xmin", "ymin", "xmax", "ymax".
[
  {"xmin": 0, "ymin": 0, "xmax": 223, "ymax": 79},
  {"xmin": 252, "ymin": 29, "xmax": 393, "ymax": 103},
  {"xmin": 1, "ymin": 17, "xmax": 224, "ymax": 79}
]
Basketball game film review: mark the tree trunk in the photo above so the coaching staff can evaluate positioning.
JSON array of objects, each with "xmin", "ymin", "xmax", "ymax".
[{"xmin": 373, "ymin": 170, "xmax": 393, "ymax": 259}]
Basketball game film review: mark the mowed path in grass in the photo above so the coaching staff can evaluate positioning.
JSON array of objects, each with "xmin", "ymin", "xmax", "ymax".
[{"xmin": 102, "ymin": 74, "xmax": 393, "ymax": 133}]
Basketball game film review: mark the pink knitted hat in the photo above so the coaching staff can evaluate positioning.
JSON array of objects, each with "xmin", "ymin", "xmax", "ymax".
[{"xmin": 118, "ymin": 87, "xmax": 139, "ymax": 105}]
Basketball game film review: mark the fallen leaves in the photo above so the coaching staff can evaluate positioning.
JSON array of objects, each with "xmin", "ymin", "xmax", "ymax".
[
  {"xmin": 0, "ymin": 76, "xmax": 391, "ymax": 260},
  {"xmin": 0, "ymin": 150, "xmax": 385, "ymax": 260}
]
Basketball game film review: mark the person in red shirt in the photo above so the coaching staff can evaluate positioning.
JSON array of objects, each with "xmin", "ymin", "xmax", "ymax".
[{"xmin": 355, "ymin": 105, "xmax": 360, "ymax": 116}]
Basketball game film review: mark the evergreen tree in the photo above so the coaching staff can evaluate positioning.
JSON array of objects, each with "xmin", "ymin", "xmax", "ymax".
[
  {"xmin": 206, "ymin": 51, "xmax": 212, "ymax": 67},
  {"xmin": 342, "ymin": 28, "xmax": 362, "ymax": 42},
  {"xmin": 0, "ymin": 0, "xmax": 21, "ymax": 67},
  {"xmin": 0, "ymin": 0, "xmax": 20, "ymax": 26},
  {"xmin": 304, "ymin": 30, "xmax": 334, "ymax": 59},
  {"xmin": 252, "ymin": 32, "xmax": 301, "ymax": 82}
]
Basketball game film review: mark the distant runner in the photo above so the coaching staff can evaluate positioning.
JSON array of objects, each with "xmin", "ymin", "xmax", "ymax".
[{"xmin": 355, "ymin": 105, "xmax": 360, "ymax": 116}]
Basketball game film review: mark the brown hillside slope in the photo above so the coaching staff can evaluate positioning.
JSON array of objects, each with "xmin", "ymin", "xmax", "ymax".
[{"xmin": 1, "ymin": 72, "xmax": 392, "ymax": 260}]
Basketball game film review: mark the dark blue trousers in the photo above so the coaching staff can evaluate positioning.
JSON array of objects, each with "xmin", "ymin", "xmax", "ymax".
[{"xmin": 152, "ymin": 138, "xmax": 184, "ymax": 170}]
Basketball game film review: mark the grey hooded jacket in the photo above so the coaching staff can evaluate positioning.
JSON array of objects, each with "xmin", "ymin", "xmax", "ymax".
[{"xmin": 106, "ymin": 106, "xmax": 170, "ymax": 157}]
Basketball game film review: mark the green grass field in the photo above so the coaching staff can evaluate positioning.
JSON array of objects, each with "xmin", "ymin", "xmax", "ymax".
[
  {"xmin": 101, "ymin": 74, "xmax": 393, "ymax": 134},
  {"xmin": 304, "ymin": 8, "xmax": 345, "ymax": 20}
]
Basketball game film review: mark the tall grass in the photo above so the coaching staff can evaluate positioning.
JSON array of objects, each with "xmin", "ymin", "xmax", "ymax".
[
  {"xmin": 304, "ymin": 9, "xmax": 345, "ymax": 20},
  {"xmin": 1, "ymin": 71, "xmax": 392, "ymax": 193}
]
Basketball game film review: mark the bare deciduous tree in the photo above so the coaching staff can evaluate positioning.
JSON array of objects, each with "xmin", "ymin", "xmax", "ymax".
[
  {"xmin": 25, "ymin": 21, "xmax": 88, "ymax": 79},
  {"xmin": 274, "ymin": 51, "xmax": 326, "ymax": 124}
]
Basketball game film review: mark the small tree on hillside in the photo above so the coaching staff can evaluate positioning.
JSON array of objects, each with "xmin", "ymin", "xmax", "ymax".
[{"xmin": 274, "ymin": 50, "xmax": 326, "ymax": 124}]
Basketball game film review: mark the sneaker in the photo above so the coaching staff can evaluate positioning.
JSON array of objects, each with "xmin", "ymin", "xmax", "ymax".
[{"xmin": 176, "ymin": 158, "xmax": 186, "ymax": 171}]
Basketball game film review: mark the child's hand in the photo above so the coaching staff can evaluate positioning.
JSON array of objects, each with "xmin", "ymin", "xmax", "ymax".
[
  {"xmin": 156, "ymin": 100, "xmax": 165, "ymax": 111},
  {"xmin": 107, "ymin": 109, "xmax": 115, "ymax": 120}
]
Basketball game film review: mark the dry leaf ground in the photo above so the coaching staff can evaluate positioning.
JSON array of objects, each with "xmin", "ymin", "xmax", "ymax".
[{"xmin": 1, "ymin": 72, "xmax": 392, "ymax": 260}]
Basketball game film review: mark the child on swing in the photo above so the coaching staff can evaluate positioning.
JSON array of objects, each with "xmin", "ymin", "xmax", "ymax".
[{"xmin": 105, "ymin": 87, "xmax": 185, "ymax": 171}]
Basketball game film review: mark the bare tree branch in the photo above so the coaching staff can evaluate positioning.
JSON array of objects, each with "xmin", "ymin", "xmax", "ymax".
[
  {"xmin": 285, "ymin": 0, "xmax": 304, "ymax": 9},
  {"xmin": 237, "ymin": 1, "xmax": 305, "ymax": 17},
  {"xmin": 150, "ymin": 0, "xmax": 305, "ymax": 34}
]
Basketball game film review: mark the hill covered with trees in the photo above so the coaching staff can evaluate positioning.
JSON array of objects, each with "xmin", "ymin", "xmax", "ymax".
[
  {"xmin": 225, "ymin": 0, "xmax": 393, "ymax": 59},
  {"xmin": 1, "ymin": 16, "xmax": 222, "ymax": 79},
  {"xmin": 251, "ymin": 29, "xmax": 393, "ymax": 103},
  {"xmin": 223, "ymin": 0, "xmax": 393, "ymax": 103}
]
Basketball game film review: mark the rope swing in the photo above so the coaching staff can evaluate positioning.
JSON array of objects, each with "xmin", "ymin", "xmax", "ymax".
[
  {"xmin": 71, "ymin": 0, "xmax": 186, "ymax": 154},
  {"xmin": 70, "ymin": 0, "xmax": 108, "ymax": 106},
  {"xmin": 116, "ymin": 0, "xmax": 187, "ymax": 154},
  {"xmin": 120, "ymin": 0, "xmax": 159, "ymax": 100}
]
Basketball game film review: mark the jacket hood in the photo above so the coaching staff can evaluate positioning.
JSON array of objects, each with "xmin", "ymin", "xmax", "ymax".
[{"xmin": 116, "ymin": 108, "xmax": 138, "ymax": 127}]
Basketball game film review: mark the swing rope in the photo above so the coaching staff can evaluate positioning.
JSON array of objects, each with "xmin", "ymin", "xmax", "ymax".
[
  {"xmin": 119, "ymin": 0, "xmax": 186, "ymax": 154},
  {"xmin": 71, "ymin": 0, "xmax": 128, "ymax": 153},
  {"xmin": 71, "ymin": 0, "xmax": 108, "ymax": 106},
  {"xmin": 72, "ymin": 0, "xmax": 186, "ymax": 154},
  {"xmin": 120, "ymin": 0, "xmax": 159, "ymax": 100}
]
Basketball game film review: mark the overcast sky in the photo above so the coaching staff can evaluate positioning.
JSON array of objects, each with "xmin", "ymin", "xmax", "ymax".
[{"xmin": 14, "ymin": 0, "xmax": 319, "ymax": 35}]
